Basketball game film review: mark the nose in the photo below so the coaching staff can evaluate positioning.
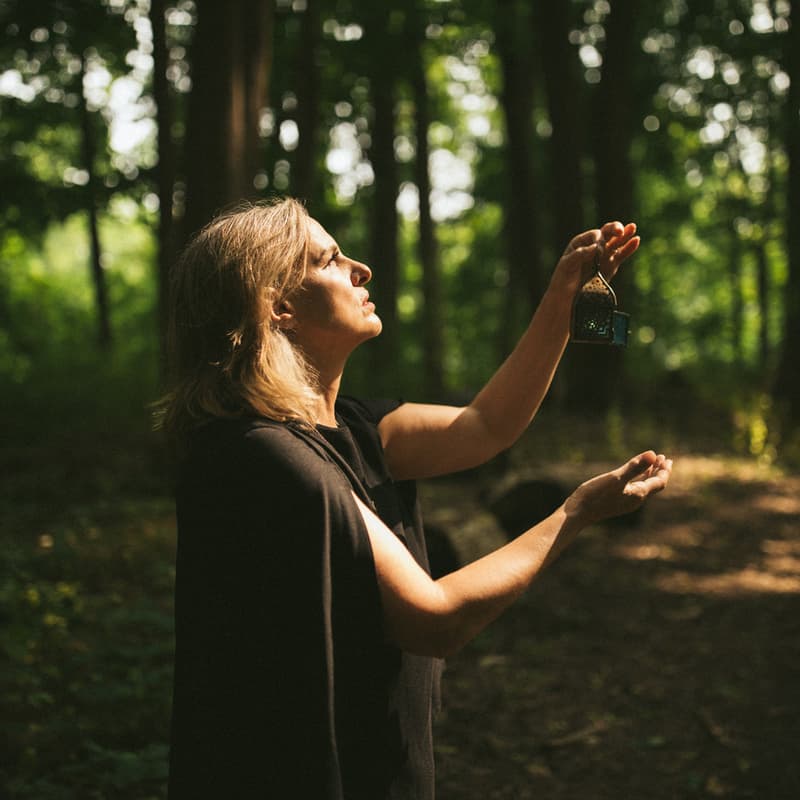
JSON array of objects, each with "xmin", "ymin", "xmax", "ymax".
[{"xmin": 350, "ymin": 259, "xmax": 372, "ymax": 286}]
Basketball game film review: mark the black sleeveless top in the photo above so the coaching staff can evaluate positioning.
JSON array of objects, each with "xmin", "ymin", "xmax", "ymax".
[{"xmin": 168, "ymin": 396, "xmax": 439, "ymax": 799}]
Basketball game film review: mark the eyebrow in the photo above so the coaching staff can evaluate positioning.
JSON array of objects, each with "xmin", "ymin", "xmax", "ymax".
[{"xmin": 315, "ymin": 244, "xmax": 337, "ymax": 265}]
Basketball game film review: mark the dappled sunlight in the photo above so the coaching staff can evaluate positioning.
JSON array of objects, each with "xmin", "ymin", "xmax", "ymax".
[
  {"xmin": 614, "ymin": 542, "xmax": 680, "ymax": 562},
  {"xmin": 608, "ymin": 454, "xmax": 800, "ymax": 597},
  {"xmin": 657, "ymin": 565, "xmax": 800, "ymax": 596},
  {"xmin": 433, "ymin": 452, "xmax": 800, "ymax": 800},
  {"xmin": 752, "ymin": 492, "xmax": 800, "ymax": 516}
]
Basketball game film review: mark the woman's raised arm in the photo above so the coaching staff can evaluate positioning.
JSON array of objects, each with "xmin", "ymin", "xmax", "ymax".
[{"xmin": 378, "ymin": 222, "xmax": 640, "ymax": 482}]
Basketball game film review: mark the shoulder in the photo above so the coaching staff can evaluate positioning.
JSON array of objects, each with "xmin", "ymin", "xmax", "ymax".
[
  {"xmin": 183, "ymin": 417, "xmax": 339, "ymax": 492},
  {"xmin": 336, "ymin": 395, "xmax": 403, "ymax": 429}
]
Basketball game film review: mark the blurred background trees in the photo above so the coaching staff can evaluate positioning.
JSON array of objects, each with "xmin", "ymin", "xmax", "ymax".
[
  {"xmin": 1, "ymin": 0, "xmax": 798, "ymax": 460},
  {"xmin": 2, "ymin": 4, "xmax": 799, "ymax": 797}
]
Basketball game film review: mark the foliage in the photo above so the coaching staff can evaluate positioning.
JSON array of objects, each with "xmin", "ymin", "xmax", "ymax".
[
  {"xmin": 1, "ymin": 0, "xmax": 797, "ymax": 454},
  {"xmin": 0, "ymin": 205, "xmax": 160, "ymax": 448},
  {"xmin": 1, "ymin": 6, "xmax": 799, "ymax": 796},
  {"xmin": 0, "ymin": 0, "xmax": 148, "ymax": 236},
  {"xmin": 0, "ymin": 449, "xmax": 174, "ymax": 799}
]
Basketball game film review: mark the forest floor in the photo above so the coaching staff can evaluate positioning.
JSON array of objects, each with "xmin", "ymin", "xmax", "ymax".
[
  {"xmin": 1, "ymin": 430, "xmax": 799, "ymax": 799},
  {"xmin": 426, "ymin": 455, "xmax": 800, "ymax": 800}
]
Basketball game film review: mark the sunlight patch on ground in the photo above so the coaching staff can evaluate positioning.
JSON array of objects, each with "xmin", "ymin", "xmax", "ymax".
[
  {"xmin": 752, "ymin": 493, "xmax": 800, "ymax": 515},
  {"xmin": 665, "ymin": 454, "xmax": 786, "ymax": 487},
  {"xmin": 614, "ymin": 543, "xmax": 680, "ymax": 561},
  {"xmin": 656, "ymin": 567, "xmax": 800, "ymax": 595},
  {"xmin": 611, "ymin": 455, "xmax": 800, "ymax": 596}
]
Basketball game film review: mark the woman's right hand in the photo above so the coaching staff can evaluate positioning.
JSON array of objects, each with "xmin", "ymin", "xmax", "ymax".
[
  {"xmin": 564, "ymin": 451, "xmax": 673, "ymax": 527},
  {"xmin": 547, "ymin": 221, "xmax": 640, "ymax": 300}
]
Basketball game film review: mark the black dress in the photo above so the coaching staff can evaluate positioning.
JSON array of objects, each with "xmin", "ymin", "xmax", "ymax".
[{"xmin": 168, "ymin": 396, "xmax": 439, "ymax": 799}]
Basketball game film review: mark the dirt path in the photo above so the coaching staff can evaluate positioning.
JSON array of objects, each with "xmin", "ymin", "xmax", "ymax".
[{"xmin": 424, "ymin": 457, "xmax": 800, "ymax": 799}]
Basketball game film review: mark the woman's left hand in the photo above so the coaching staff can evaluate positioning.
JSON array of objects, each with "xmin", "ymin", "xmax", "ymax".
[
  {"xmin": 564, "ymin": 451, "xmax": 673, "ymax": 527},
  {"xmin": 548, "ymin": 221, "xmax": 640, "ymax": 298}
]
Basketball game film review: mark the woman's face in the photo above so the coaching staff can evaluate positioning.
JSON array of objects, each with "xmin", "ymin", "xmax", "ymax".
[{"xmin": 283, "ymin": 218, "xmax": 382, "ymax": 363}]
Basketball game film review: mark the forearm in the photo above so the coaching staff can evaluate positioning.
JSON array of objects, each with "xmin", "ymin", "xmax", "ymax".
[
  {"xmin": 431, "ymin": 504, "xmax": 581, "ymax": 655},
  {"xmin": 379, "ymin": 223, "xmax": 638, "ymax": 480},
  {"xmin": 468, "ymin": 282, "xmax": 573, "ymax": 450},
  {"xmin": 361, "ymin": 492, "xmax": 583, "ymax": 659},
  {"xmin": 359, "ymin": 451, "xmax": 671, "ymax": 659}
]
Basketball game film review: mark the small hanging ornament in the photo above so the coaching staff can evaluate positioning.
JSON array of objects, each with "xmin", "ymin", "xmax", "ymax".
[{"xmin": 570, "ymin": 249, "xmax": 630, "ymax": 347}]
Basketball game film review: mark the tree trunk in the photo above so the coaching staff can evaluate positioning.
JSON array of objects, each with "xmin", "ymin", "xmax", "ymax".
[
  {"xmin": 535, "ymin": 0, "xmax": 585, "ymax": 249},
  {"xmin": 593, "ymin": 0, "xmax": 636, "ymax": 226},
  {"xmin": 728, "ymin": 234, "xmax": 744, "ymax": 365},
  {"xmin": 494, "ymin": 0, "xmax": 543, "ymax": 358},
  {"xmin": 149, "ymin": 0, "xmax": 174, "ymax": 361},
  {"xmin": 292, "ymin": 0, "xmax": 320, "ymax": 206},
  {"xmin": 755, "ymin": 239, "xmax": 770, "ymax": 374},
  {"xmin": 772, "ymin": 1, "xmax": 800, "ymax": 425},
  {"xmin": 564, "ymin": 0, "xmax": 637, "ymax": 412},
  {"xmin": 182, "ymin": 0, "xmax": 274, "ymax": 242},
  {"xmin": 364, "ymin": 6, "xmax": 400, "ymax": 385},
  {"xmin": 78, "ymin": 56, "xmax": 112, "ymax": 349},
  {"xmin": 408, "ymin": 5, "xmax": 444, "ymax": 399}
]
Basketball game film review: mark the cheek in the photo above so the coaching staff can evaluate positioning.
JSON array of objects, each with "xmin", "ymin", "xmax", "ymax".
[{"xmin": 292, "ymin": 283, "xmax": 343, "ymax": 329}]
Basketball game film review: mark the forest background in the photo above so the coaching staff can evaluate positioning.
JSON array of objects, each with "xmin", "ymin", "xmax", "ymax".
[{"xmin": 1, "ymin": 0, "xmax": 799, "ymax": 798}]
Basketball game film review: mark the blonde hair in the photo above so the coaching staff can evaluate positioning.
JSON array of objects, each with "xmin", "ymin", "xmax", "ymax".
[{"xmin": 155, "ymin": 197, "xmax": 320, "ymax": 439}]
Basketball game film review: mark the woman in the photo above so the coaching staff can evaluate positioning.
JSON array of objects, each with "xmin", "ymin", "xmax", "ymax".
[{"xmin": 160, "ymin": 197, "xmax": 672, "ymax": 799}]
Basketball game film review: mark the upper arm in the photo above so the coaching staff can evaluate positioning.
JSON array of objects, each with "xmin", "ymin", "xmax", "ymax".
[
  {"xmin": 352, "ymin": 493, "xmax": 459, "ymax": 658},
  {"xmin": 377, "ymin": 402, "xmax": 508, "ymax": 481}
]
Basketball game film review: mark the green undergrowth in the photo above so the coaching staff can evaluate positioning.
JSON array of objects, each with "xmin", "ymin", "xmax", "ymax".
[{"xmin": 1, "ymin": 426, "xmax": 175, "ymax": 799}]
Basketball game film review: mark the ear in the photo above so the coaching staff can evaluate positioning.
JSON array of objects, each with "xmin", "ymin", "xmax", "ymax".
[{"xmin": 268, "ymin": 289, "xmax": 296, "ymax": 331}]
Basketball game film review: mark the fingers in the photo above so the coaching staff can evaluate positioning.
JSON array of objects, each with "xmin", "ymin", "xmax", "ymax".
[
  {"xmin": 566, "ymin": 221, "xmax": 638, "ymax": 256},
  {"xmin": 600, "ymin": 221, "xmax": 625, "ymax": 240},
  {"xmin": 614, "ymin": 236, "xmax": 640, "ymax": 262},
  {"xmin": 559, "ymin": 220, "xmax": 640, "ymax": 287},
  {"xmin": 615, "ymin": 450, "xmax": 658, "ymax": 482},
  {"xmin": 625, "ymin": 453, "xmax": 673, "ymax": 499},
  {"xmin": 603, "ymin": 221, "xmax": 636, "ymax": 246},
  {"xmin": 565, "ymin": 228, "xmax": 602, "ymax": 254},
  {"xmin": 603, "ymin": 223, "xmax": 639, "ymax": 259}
]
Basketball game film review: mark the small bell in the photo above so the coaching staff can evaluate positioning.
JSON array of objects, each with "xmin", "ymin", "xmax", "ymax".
[{"xmin": 570, "ymin": 252, "xmax": 629, "ymax": 347}]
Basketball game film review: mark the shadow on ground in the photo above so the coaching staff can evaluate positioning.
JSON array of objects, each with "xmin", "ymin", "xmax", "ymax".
[{"xmin": 424, "ymin": 456, "xmax": 800, "ymax": 800}]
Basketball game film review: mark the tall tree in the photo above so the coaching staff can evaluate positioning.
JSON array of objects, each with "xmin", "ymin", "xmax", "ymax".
[
  {"xmin": 592, "ymin": 0, "xmax": 636, "ymax": 226},
  {"xmin": 408, "ymin": 2, "xmax": 445, "ymax": 399},
  {"xmin": 149, "ymin": 0, "xmax": 175, "ymax": 357},
  {"xmin": 78, "ymin": 52, "xmax": 112, "ymax": 348},
  {"xmin": 728, "ymin": 231, "xmax": 745, "ymax": 365},
  {"xmin": 0, "ymin": 0, "xmax": 137, "ymax": 347},
  {"xmin": 772, "ymin": 0, "xmax": 800, "ymax": 427},
  {"xmin": 535, "ymin": 0, "xmax": 585, "ymax": 250},
  {"xmin": 292, "ymin": 0, "xmax": 321, "ymax": 205},
  {"xmin": 494, "ymin": 0, "xmax": 543, "ymax": 357},
  {"xmin": 563, "ymin": 0, "xmax": 639, "ymax": 412},
  {"xmin": 182, "ymin": 0, "xmax": 274, "ymax": 242},
  {"xmin": 363, "ymin": 4, "xmax": 401, "ymax": 384}
]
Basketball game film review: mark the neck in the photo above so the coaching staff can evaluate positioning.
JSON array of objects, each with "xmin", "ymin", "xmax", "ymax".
[
  {"xmin": 296, "ymin": 340, "xmax": 353, "ymax": 427},
  {"xmin": 314, "ymin": 365, "xmax": 344, "ymax": 427}
]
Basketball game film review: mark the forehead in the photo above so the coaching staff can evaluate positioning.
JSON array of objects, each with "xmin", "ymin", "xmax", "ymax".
[{"xmin": 306, "ymin": 218, "xmax": 337, "ymax": 260}]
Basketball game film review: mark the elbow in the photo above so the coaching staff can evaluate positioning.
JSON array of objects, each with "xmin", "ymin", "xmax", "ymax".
[
  {"xmin": 383, "ymin": 596, "xmax": 475, "ymax": 659},
  {"xmin": 464, "ymin": 406, "xmax": 520, "ymax": 465}
]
